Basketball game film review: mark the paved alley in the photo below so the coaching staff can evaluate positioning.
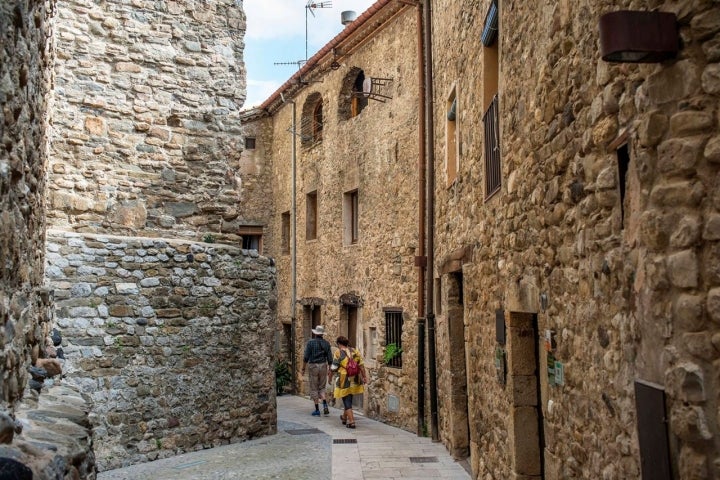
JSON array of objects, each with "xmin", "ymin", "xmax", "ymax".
[{"xmin": 97, "ymin": 394, "xmax": 471, "ymax": 480}]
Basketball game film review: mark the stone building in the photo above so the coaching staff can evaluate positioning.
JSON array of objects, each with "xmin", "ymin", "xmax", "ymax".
[
  {"xmin": 247, "ymin": 0, "xmax": 720, "ymax": 479},
  {"xmin": 242, "ymin": 0, "xmax": 425, "ymax": 430},
  {"xmin": 429, "ymin": 1, "xmax": 720, "ymax": 478},
  {"xmin": 2, "ymin": 0, "xmax": 280, "ymax": 475}
]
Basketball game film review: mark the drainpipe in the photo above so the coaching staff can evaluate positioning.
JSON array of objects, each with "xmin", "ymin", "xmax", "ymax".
[
  {"xmin": 416, "ymin": 1, "xmax": 427, "ymax": 438},
  {"xmin": 284, "ymin": 95, "xmax": 298, "ymax": 394},
  {"xmin": 422, "ymin": 0, "xmax": 439, "ymax": 443}
]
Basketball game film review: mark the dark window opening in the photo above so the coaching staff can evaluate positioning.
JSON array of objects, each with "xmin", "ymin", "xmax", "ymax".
[
  {"xmin": 617, "ymin": 144, "xmax": 630, "ymax": 228},
  {"xmin": 245, "ymin": 137, "xmax": 256, "ymax": 150},
  {"xmin": 351, "ymin": 71, "xmax": 368, "ymax": 117},
  {"xmin": 239, "ymin": 226, "xmax": 263, "ymax": 253},
  {"xmin": 344, "ymin": 189, "xmax": 359, "ymax": 245},
  {"xmin": 384, "ymin": 309, "xmax": 403, "ymax": 368},
  {"xmin": 281, "ymin": 211, "xmax": 290, "ymax": 254},
  {"xmin": 306, "ymin": 191, "xmax": 318, "ymax": 241}
]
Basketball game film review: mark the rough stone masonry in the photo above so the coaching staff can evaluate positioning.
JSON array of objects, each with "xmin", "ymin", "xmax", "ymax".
[{"xmin": 46, "ymin": 231, "xmax": 277, "ymax": 470}]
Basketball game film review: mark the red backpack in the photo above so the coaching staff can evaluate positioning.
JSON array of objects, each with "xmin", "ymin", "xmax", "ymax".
[{"xmin": 345, "ymin": 349, "xmax": 360, "ymax": 377}]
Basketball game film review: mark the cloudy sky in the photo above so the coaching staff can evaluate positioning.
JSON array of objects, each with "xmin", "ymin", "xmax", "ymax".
[{"xmin": 243, "ymin": 0, "xmax": 375, "ymax": 108}]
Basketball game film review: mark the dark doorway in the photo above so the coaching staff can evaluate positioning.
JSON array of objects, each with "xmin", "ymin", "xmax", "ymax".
[{"xmin": 447, "ymin": 272, "xmax": 470, "ymax": 459}]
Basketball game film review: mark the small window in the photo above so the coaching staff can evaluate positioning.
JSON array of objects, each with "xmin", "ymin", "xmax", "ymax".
[
  {"xmin": 245, "ymin": 137, "xmax": 256, "ymax": 150},
  {"xmin": 306, "ymin": 191, "xmax": 318, "ymax": 241},
  {"xmin": 239, "ymin": 226, "xmax": 263, "ymax": 253},
  {"xmin": 343, "ymin": 189, "xmax": 359, "ymax": 245},
  {"xmin": 281, "ymin": 211, "xmax": 290, "ymax": 254},
  {"xmin": 384, "ymin": 309, "xmax": 403, "ymax": 368},
  {"xmin": 313, "ymin": 102, "xmax": 323, "ymax": 142},
  {"xmin": 446, "ymin": 88, "xmax": 458, "ymax": 187},
  {"xmin": 617, "ymin": 144, "xmax": 630, "ymax": 229}
]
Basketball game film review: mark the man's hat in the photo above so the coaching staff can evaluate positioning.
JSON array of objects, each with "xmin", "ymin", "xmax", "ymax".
[{"xmin": 311, "ymin": 325, "xmax": 325, "ymax": 335}]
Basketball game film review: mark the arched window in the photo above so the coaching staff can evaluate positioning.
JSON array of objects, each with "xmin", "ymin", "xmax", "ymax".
[
  {"xmin": 301, "ymin": 92, "xmax": 323, "ymax": 147},
  {"xmin": 338, "ymin": 67, "xmax": 368, "ymax": 121}
]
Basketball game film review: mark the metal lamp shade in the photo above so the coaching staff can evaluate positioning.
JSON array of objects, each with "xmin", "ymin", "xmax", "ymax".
[{"xmin": 599, "ymin": 11, "xmax": 678, "ymax": 63}]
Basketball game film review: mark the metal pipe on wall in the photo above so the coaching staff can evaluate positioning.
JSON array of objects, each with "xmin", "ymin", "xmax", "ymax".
[
  {"xmin": 416, "ymin": 1, "xmax": 427, "ymax": 439},
  {"xmin": 289, "ymin": 98, "xmax": 298, "ymax": 394},
  {"xmin": 422, "ymin": 0, "xmax": 439, "ymax": 443}
]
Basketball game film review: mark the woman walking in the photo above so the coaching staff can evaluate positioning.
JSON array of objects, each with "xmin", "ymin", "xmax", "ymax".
[{"xmin": 331, "ymin": 336, "xmax": 367, "ymax": 429}]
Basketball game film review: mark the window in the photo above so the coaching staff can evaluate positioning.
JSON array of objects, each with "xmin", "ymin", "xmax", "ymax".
[
  {"xmin": 351, "ymin": 70, "xmax": 368, "ymax": 118},
  {"xmin": 343, "ymin": 189, "xmax": 359, "ymax": 245},
  {"xmin": 306, "ymin": 191, "xmax": 318, "ymax": 241},
  {"xmin": 617, "ymin": 144, "xmax": 630, "ymax": 229},
  {"xmin": 313, "ymin": 102, "xmax": 323, "ymax": 142},
  {"xmin": 384, "ymin": 309, "xmax": 403, "ymax": 368},
  {"xmin": 245, "ymin": 137, "xmax": 256, "ymax": 150},
  {"xmin": 239, "ymin": 226, "xmax": 263, "ymax": 253},
  {"xmin": 301, "ymin": 93, "xmax": 323, "ymax": 146},
  {"xmin": 281, "ymin": 211, "xmax": 290, "ymax": 254},
  {"xmin": 446, "ymin": 88, "xmax": 458, "ymax": 187},
  {"xmin": 482, "ymin": 0, "xmax": 501, "ymax": 200}
]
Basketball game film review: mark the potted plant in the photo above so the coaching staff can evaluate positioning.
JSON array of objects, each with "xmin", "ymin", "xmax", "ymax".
[
  {"xmin": 383, "ymin": 343, "xmax": 402, "ymax": 365},
  {"xmin": 275, "ymin": 360, "xmax": 292, "ymax": 395}
]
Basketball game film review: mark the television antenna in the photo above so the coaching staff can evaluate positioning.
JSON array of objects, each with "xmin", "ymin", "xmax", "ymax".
[{"xmin": 305, "ymin": 1, "xmax": 332, "ymax": 62}]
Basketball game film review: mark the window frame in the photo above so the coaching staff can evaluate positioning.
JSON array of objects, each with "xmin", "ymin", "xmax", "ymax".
[{"xmin": 384, "ymin": 308, "xmax": 403, "ymax": 368}]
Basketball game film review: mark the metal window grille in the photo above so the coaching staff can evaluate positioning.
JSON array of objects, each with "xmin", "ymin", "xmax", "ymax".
[
  {"xmin": 384, "ymin": 310, "xmax": 403, "ymax": 368},
  {"xmin": 313, "ymin": 102, "xmax": 323, "ymax": 142},
  {"xmin": 483, "ymin": 94, "xmax": 501, "ymax": 199}
]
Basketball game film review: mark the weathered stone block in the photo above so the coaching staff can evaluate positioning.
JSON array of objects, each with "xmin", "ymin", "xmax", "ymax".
[
  {"xmin": 670, "ymin": 214, "xmax": 701, "ymax": 248},
  {"xmin": 657, "ymin": 137, "xmax": 704, "ymax": 177},
  {"xmin": 644, "ymin": 60, "xmax": 701, "ymax": 104},
  {"xmin": 702, "ymin": 64, "xmax": 720, "ymax": 95},
  {"xmin": 666, "ymin": 250, "xmax": 699, "ymax": 289},
  {"xmin": 673, "ymin": 294, "xmax": 704, "ymax": 332},
  {"xmin": 637, "ymin": 112, "xmax": 668, "ymax": 147},
  {"xmin": 708, "ymin": 288, "xmax": 720, "ymax": 323},
  {"xmin": 649, "ymin": 181, "xmax": 704, "ymax": 207},
  {"xmin": 703, "ymin": 213, "xmax": 720, "ymax": 240}
]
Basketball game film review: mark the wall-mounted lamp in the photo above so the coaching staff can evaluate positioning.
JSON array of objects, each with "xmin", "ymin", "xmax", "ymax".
[{"xmin": 599, "ymin": 11, "xmax": 678, "ymax": 63}]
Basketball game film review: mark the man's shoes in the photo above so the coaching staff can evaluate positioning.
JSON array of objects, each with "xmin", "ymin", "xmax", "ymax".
[
  {"xmin": 311, "ymin": 410, "xmax": 321, "ymax": 416},
  {"xmin": 323, "ymin": 407, "xmax": 330, "ymax": 415}
]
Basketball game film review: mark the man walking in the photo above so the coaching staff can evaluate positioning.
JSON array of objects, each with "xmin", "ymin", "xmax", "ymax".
[{"xmin": 301, "ymin": 325, "xmax": 333, "ymax": 416}]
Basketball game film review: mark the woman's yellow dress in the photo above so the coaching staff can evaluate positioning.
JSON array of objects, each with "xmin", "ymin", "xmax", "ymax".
[{"xmin": 332, "ymin": 348, "xmax": 365, "ymax": 399}]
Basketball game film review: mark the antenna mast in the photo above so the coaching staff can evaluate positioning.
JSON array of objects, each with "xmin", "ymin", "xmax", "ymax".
[{"xmin": 305, "ymin": 1, "xmax": 332, "ymax": 62}]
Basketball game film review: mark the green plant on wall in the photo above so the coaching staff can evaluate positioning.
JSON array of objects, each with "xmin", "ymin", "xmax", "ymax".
[
  {"xmin": 203, "ymin": 233, "xmax": 216, "ymax": 243},
  {"xmin": 383, "ymin": 343, "xmax": 402, "ymax": 364},
  {"xmin": 275, "ymin": 360, "xmax": 292, "ymax": 395}
]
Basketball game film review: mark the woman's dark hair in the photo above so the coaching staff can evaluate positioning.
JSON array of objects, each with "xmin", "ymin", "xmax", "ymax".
[{"xmin": 336, "ymin": 336, "xmax": 349, "ymax": 346}]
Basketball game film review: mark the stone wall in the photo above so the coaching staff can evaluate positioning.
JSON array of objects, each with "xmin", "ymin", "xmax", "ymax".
[
  {"xmin": 47, "ymin": 0, "xmax": 259, "ymax": 244},
  {"xmin": 1, "ymin": 2, "xmax": 97, "ymax": 479},
  {"xmin": 0, "ymin": 0, "xmax": 54, "ymax": 414},
  {"xmin": 45, "ymin": 230, "xmax": 277, "ymax": 470},
  {"xmin": 251, "ymin": 2, "xmax": 423, "ymax": 432},
  {"xmin": 430, "ymin": 0, "xmax": 720, "ymax": 479}
]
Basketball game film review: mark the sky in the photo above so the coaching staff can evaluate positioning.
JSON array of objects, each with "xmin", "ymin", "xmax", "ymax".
[{"xmin": 243, "ymin": 0, "xmax": 375, "ymax": 108}]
